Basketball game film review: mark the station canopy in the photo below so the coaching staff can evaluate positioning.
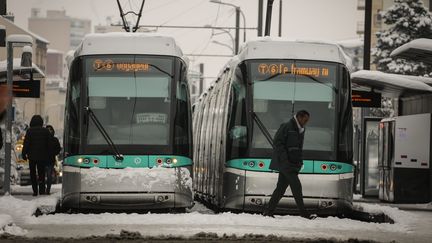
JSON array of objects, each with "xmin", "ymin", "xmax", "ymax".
[
  {"xmin": 351, "ymin": 70, "xmax": 432, "ymax": 98},
  {"xmin": 391, "ymin": 38, "xmax": 432, "ymax": 65}
]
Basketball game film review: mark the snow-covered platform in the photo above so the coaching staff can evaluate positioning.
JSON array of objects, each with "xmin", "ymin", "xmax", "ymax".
[{"xmin": 0, "ymin": 186, "xmax": 431, "ymax": 242}]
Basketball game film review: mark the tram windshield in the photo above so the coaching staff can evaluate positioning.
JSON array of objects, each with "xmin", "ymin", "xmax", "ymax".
[
  {"xmin": 85, "ymin": 56, "xmax": 173, "ymax": 145},
  {"xmin": 250, "ymin": 61, "xmax": 338, "ymax": 154}
]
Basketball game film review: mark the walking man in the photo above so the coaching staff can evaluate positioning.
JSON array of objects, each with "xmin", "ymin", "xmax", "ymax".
[
  {"xmin": 22, "ymin": 115, "xmax": 51, "ymax": 196},
  {"xmin": 263, "ymin": 110, "xmax": 315, "ymax": 219}
]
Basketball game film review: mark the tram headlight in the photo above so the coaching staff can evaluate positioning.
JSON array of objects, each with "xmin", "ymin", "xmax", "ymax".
[
  {"xmin": 172, "ymin": 158, "xmax": 178, "ymax": 164},
  {"xmin": 249, "ymin": 161, "xmax": 255, "ymax": 167},
  {"xmin": 77, "ymin": 158, "xmax": 83, "ymax": 164},
  {"xmin": 166, "ymin": 158, "xmax": 172, "ymax": 164}
]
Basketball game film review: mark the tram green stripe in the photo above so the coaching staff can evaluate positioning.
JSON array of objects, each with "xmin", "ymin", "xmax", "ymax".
[
  {"xmin": 226, "ymin": 159, "xmax": 354, "ymax": 174},
  {"xmin": 64, "ymin": 155, "xmax": 192, "ymax": 168}
]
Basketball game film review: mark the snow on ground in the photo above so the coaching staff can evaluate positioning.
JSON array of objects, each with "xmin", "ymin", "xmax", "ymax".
[
  {"xmin": 0, "ymin": 192, "xmax": 59, "ymax": 227},
  {"xmin": 0, "ymin": 193, "xmax": 416, "ymax": 239},
  {"xmin": 26, "ymin": 204, "xmax": 412, "ymax": 234},
  {"xmin": 0, "ymin": 187, "xmax": 424, "ymax": 241}
]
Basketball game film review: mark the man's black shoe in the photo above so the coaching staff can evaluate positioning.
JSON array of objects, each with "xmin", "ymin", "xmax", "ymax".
[{"xmin": 32, "ymin": 192, "xmax": 38, "ymax": 196}]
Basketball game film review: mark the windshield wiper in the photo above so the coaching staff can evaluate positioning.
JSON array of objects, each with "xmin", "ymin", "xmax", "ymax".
[
  {"xmin": 85, "ymin": 106, "xmax": 124, "ymax": 162},
  {"xmin": 251, "ymin": 112, "xmax": 275, "ymax": 149},
  {"xmin": 149, "ymin": 64, "xmax": 174, "ymax": 78}
]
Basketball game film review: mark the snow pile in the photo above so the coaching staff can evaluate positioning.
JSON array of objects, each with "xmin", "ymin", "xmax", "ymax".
[
  {"xmin": 1, "ymin": 223, "xmax": 27, "ymax": 236},
  {"xmin": 0, "ymin": 195, "xmax": 58, "ymax": 236},
  {"xmin": 354, "ymin": 202, "xmax": 415, "ymax": 230},
  {"xmin": 0, "ymin": 214, "xmax": 12, "ymax": 229},
  {"xmin": 0, "ymin": 195, "xmax": 58, "ymax": 224},
  {"xmin": 391, "ymin": 38, "xmax": 432, "ymax": 57},
  {"xmin": 82, "ymin": 167, "xmax": 193, "ymax": 193}
]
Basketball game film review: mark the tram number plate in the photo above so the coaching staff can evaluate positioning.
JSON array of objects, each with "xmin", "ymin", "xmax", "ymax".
[{"xmin": 136, "ymin": 113, "xmax": 167, "ymax": 124}]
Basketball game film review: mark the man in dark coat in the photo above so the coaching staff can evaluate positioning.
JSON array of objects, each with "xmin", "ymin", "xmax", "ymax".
[
  {"xmin": 22, "ymin": 115, "xmax": 52, "ymax": 196},
  {"xmin": 45, "ymin": 125, "xmax": 61, "ymax": 195},
  {"xmin": 263, "ymin": 110, "xmax": 312, "ymax": 218}
]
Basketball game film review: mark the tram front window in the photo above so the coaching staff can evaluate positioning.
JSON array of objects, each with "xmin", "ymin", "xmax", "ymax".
[
  {"xmin": 85, "ymin": 56, "xmax": 173, "ymax": 145},
  {"xmin": 250, "ymin": 61, "xmax": 337, "ymax": 158}
]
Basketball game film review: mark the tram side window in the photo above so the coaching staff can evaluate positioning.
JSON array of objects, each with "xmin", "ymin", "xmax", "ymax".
[
  {"xmin": 226, "ymin": 66, "xmax": 247, "ymax": 159},
  {"xmin": 338, "ymin": 68, "xmax": 353, "ymax": 161},
  {"xmin": 174, "ymin": 62, "xmax": 192, "ymax": 156},
  {"xmin": 65, "ymin": 60, "xmax": 81, "ymax": 155}
]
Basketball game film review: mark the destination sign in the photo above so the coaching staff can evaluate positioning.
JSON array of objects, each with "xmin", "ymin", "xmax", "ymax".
[
  {"xmin": 257, "ymin": 63, "xmax": 330, "ymax": 77},
  {"xmin": 93, "ymin": 59, "xmax": 150, "ymax": 72},
  {"xmin": 352, "ymin": 90, "xmax": 381, "ymax": 108}
]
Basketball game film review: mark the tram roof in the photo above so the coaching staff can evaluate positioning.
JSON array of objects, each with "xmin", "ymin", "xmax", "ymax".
[
  {"xmin": 74, "ymin": 33, "xmax": 184, "ymax": 58},
  {"xmin": 237, "ymin": 37, "xmax": 350, "ymax": 66}
]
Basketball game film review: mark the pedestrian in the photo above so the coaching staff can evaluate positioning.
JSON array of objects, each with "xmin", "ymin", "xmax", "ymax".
[
  {"xmin": 22, "ymin": 115, "xmax": 51, "ymax": 196},
  {"xmin": 45, "ymin": 125, "xmax": 61, "ymax": 195},
  {"xmin": 263, "ymin": 110, "xmax": 315, "ymax": 219}
]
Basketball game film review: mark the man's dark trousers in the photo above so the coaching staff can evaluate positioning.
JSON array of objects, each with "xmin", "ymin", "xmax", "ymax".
[{"xmin": 267, "ymin": 169, "xmax": 306, "ymax": 215}]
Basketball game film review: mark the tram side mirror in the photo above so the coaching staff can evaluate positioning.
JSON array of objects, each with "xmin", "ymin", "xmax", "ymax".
[{"xmin": 229, "ymin": 125, "xmax": 247, "ymax": 139}]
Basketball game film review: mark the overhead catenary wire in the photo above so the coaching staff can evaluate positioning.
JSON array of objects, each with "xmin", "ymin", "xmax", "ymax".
[{"xmin": 159, "ymin": 0, "xmax": 207, "ymax": 26}]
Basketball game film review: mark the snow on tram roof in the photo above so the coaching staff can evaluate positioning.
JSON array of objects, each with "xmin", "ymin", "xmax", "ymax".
[
  {"xmin": 74, "ymin": 32, "xmax": 184, "ymax": 58},
  {"xmin": 237, "ymin": 37, "xmax": 350, "ymax": 65}
]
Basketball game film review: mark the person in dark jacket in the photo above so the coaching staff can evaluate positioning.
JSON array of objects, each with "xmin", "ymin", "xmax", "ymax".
[
  {"xmin": 22, "ymin": 115, "xmax": 51, "ymax": 196},
  {"xmin": 263, "ymin": 110, "xmax": 312, "ymax": 219},
  {"xmin": 45, "ymin": 125, "xmax": 61, "ymax": 195}
]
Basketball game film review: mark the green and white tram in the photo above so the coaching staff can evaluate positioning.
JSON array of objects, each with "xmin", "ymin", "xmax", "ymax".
[
  {"xmin": 62, "ymin": 33, "xmax": 193, "ymax": 211},
  {"xmin": 193, "ymin": 39, "xmax": 354, "ymax": 215}
]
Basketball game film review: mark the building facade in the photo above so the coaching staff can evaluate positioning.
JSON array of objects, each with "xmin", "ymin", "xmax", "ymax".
[{"xmin": 28, "ymin": 9, "xmax": 91, "ymax": 54}]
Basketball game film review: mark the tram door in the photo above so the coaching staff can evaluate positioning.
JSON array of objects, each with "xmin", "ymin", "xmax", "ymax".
[{"xmin": 361, "ymin": 117, "xmax": 382, "ymax": 197}]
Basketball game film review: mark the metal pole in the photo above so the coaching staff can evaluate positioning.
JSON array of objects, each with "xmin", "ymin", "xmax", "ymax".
[
  {"xmin": 265, "ymin": 0, "xmax": 274, "ymax": 36},
  {"xmin": 235, "ymin": 7, "xmax": 240, "ymax": 54},
  {"xmin": 4, "ymin": 41, "xmax": 13, "ymax": 195},
  {"xmin": 240, "ymin": 10, "xmax": 247, "ymax": 42},
  {"xmin": 278, "ymin": 0, "xmax": 282, "ymax": 37},
  {"xmin": 258, "ymin": 0, "xmax": 263, "ymax": 36},
  {"xmin": 199, "ymin": 63, "xmax": 204, "ymax": 95},
  {"xmin": 363, "ymin": 0, "xmax": 372, "ymax": 70}
]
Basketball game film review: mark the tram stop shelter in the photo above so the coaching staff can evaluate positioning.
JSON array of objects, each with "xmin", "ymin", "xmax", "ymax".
[
  {"xmin": 0, "ymin": 58, "xmax": 45, "ymax": 82},
  {"xmin": 351, "ymin": 38, "xmax": 432, "ymax": 203}
]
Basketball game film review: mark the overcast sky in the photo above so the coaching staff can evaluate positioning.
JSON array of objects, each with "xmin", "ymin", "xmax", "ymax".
[{"xmin": 7, "ymin": 0, "xmax": 363, "ymax": 87}]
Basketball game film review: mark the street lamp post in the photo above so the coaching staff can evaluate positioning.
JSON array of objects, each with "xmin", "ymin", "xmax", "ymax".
[
  {"xmin": 210, "ymin": 0, "xmax": 247, "ymax": 54},
  {"xmin": 3, "ymin": 34, "xmax": 33, "ymax": 195}
]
